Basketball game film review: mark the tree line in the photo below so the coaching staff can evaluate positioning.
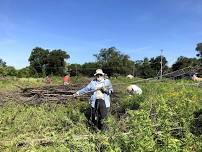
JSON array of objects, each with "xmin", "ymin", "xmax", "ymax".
[{"xmin": 0, "ymin": 43, "xmax": 202, "ymax": 78}]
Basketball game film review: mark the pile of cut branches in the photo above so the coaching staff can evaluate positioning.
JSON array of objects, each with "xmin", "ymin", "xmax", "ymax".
[
  {"xmin": 18, "ymin": 85, "xmax": 90, "ymax": 103},
  {"xmin": 0, "ymin": 83, "xmax": 121, "ymax": 105}
]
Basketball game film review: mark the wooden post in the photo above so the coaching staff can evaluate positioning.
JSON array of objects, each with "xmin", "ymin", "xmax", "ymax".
[{"xmin": 160, "ymin": 49, "xmax": 163, "ymax": 80}]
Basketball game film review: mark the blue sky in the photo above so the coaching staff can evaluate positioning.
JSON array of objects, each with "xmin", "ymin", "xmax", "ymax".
[{"xmin": 0, "ymin": 0, "xmax": 201, "ymax": 69}]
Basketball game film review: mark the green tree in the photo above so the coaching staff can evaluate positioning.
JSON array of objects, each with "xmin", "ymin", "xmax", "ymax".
[
  {"xmin": 133, "ymin": 60, "xmax": 143, "ymax": 76},
  {"xmin": 0, "ymin": 59, "xmax": 17, "ymax": 76},
  {"xmin": 81, "ymin": 62, "xmax": 99, "ymax": 76},
  {"xmin": 196, "ymin": 43, "xmax": 202, "ymax": 58},
  {"xmin": 0, "ymin": 58, "xmax": 7, "ymax": 76},
  {"xmin": 6, "ymin": 66, "xmax": 17, "ymax": 76},
  {"xmin": 28, "ymin": 47, "xmax": 49, "ymax": 76},
  {"xmin": 94, "ymin": 47, "xmax": 135, "ymax": 76},
  {"xmin": 0, "ymin": 67, "xmax": 6, "ymax": 76},
  {"xmin": 68, "ymin": 64, "xmax": 82, "ymax": 76},
  {"xmin": 17, "ymin": 67, "xmax": 31, "ymax": 78},
  {"xmin": 136, "ymin": 58, "xmax": 156, "ymax": 78},
  {"xmin": 150, "ymin": 56, "xmax": 169, "ymax": 75},
  {"xmin": 28, "ymin": 47, "xmax": 70, "ymax": 77},
  {"xmin": 47, "ymin": 49, "xmax": 70, "ymax": 75},
  {"xmin": 0, "ymin": 58, "xmax": 6, "ymax": 67},
  {"xmin": 172, "ymin": 56, "xmax": 199, "ymax": 71},
  {"xmin": 196, "ymin": 43, "xmax": 202, "ymax": 75}
]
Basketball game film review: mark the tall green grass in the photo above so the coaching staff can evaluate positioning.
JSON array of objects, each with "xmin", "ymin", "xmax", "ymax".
[{"xmin": 0, "ymin": 77, "xmax": 202, "ymax": 151}]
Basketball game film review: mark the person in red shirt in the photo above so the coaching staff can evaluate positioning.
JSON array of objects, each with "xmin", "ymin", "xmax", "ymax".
[{"xmin": 63, "ymin": 74, "xmax": 70, "ymax": 85}]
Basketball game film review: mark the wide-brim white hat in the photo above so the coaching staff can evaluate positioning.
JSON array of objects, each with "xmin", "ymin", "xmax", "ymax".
[{"xmin": 94, "ymin": 69, "xmax": 105, "ymax": 76}]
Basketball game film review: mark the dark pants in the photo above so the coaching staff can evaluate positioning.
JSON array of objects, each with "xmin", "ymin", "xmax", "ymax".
[{"xmin": 91, "ymin": 99, "xmax": 109, "ymax": 130}]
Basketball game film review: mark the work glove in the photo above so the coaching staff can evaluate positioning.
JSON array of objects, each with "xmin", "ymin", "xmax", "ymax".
[
  {"xmin": 100, "ymin": 86, "xmax": 109, "ymax": 94},
  {"xmin": 73, "ymin": 91, "xmax": 80, "ymax": 98}
]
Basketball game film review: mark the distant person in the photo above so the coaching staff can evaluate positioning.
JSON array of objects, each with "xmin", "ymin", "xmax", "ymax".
[
  {"xmin": 63, "ymin": 74, "xmax": 70, "ymax": 85},
  {"xmin": 73, "ymin": 69, "xmax": 113, "ymax": 131},
  {"xmin": 45, "ymin": 75, "xmax": 52, "ymax": 84},
  {"xmin": 127, "ymin": 84, "xmax": 142, "ymax": 95}
]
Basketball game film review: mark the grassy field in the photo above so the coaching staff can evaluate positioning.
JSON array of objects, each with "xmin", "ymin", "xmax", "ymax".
[{"xmin": 0, "ymin": 77, "xmax": 202, "ymax": 151}]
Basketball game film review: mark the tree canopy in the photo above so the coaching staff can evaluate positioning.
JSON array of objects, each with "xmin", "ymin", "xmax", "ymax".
[
  {"xmin": 47, "ymin": 49, "xmax": 70, "ymax": 75},
  {"xmin": 172, "ymin": 56, "xmax": 199, "ymax": 71},
  {"xmin": 28, "ymin": 47, "xmax": 49, "ymax": 76},
  {"xmin": 94, "ymin": 47, "xmax": 135, "ymax": 76},
  {"xmin": 28, "ymin": 47, "xmax": 70, "ymax": 76},
  {"xmin": 0, "ymin": 58, "xmax": 6, "ymax": 67},
  {"xmin": 1, "ymin": 43, "xmax": 202, "ymax": 78},
  {"xmin": 150, "ymin": 56, "xmax": 168, "ymax": 74},
  {"xmin": 196, "ymin": 43, "xmax": 202, "ymax": 58}
]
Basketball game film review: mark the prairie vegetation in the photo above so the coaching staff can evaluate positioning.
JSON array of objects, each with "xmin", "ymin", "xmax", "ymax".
[{"xmin": 0, "ymin": 77, "xmax": 202, "ymax": 151}]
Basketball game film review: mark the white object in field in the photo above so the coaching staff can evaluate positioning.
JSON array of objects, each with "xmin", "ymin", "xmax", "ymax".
[
  {"xmin": 127, "ymin": 85, "xmax": 142, "ymax": 95},
  {"xmin": 126, "ymin": 74, "xmax": 134, "ymax": 79},
  {"xmin": 192, "ymin": 74, "xmax": 202, "ymax": 82}
]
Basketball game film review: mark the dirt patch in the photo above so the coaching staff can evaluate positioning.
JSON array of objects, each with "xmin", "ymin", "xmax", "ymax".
[{"xmin": 0, "ymin": 84, "xmax": 89, "ymax": 104}]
